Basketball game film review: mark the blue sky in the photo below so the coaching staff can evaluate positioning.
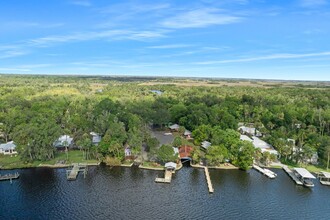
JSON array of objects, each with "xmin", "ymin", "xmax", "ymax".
[{"xmin": 1, "ymin": 0, "xmax": 330, "ymax": 80}]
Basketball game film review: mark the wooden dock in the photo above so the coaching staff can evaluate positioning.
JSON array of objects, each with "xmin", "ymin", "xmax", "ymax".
[
  {"xmin": 0, "ymin": 172, "xmax": 19, "ymax": 182},
  {"xmin": 155, "ymin": 170, "xmax": 173, "ymax": 183},
  {"xmin": 204, "ymin": 167, "xmax": 214, "ymax": 193},
  {"xmin": 66, "ymin": 163, "xmax": 88, "ymax": 180},
  {"xmin": 253, "ymin": 164, "xmax": 276, "ymax": 179},
  {"xmin": 283, "ymin": 166, "xmax": 303, "ymax": 185}
]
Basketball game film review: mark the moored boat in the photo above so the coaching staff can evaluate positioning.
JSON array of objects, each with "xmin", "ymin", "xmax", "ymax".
[{"xmin": 293, "ymin": 168, "xmax": 316, "ymax": 187}]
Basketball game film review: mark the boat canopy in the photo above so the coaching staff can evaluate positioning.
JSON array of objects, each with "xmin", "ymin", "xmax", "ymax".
[
  {"xmin": 321, "ymin": 171, "xmax": 330, "ymax": 178},
  {"xmin": 165, "ymin": 162, "xmax": 177, "ymax": 169},
  {"xmin": 294, "ymin": 168, "xmax": 316, "ymax": 179}
]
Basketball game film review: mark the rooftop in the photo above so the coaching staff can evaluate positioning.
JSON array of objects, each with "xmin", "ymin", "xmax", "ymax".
[{"xmin": 294, "ymin": 168, "xmax": 316, "ymax": 179}]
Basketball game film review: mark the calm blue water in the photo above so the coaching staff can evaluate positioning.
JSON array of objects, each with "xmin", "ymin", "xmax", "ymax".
[{"xmin": 1, "ymin": 165, "xmax": 329, "ymax": 220}]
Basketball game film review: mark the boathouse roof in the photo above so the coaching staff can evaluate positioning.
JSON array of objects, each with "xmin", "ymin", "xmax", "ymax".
[
  {"xmin": 294, "ymin": 168, "xmax": 316, "ymax": 179},
  {"xmin": 165, "ymin": 162, "xmax": 177, "ymax": 169},
  {"xmin": 321, "ymin": 171, "xmax": 330, "ymax": 178}
]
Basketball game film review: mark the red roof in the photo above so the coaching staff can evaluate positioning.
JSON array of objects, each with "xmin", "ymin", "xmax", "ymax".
[{"xmin": 179, "ymin": 145, "xmax": 193, "ymax": 158}]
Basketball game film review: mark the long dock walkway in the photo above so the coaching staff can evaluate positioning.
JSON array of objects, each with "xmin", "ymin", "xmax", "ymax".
[
  {"xmin": 66, "ymin": 163, "xmax": 88, "ymax": 180},
  {"xmin": 155, "ymin": 170, "xmax": 173, "ymax": 183},
  {"xmin": 253, "ymin": 164, "xmax": 276, "ymax": 179},
  {"xmin": 204, "ymin": 167, "xmax": 214, "ymax": 193},
  {"xmin": 283, "ymin": 166, "xmax": 303, "ymax": 185}
]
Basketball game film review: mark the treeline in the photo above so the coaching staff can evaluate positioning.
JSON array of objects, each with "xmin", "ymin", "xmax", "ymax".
[{"xmin": 0, "ymin": 75, "xmax": 330, "ymax": 168}]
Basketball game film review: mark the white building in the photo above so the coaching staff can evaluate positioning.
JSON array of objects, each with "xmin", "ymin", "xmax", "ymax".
[
  {"xmin": 0, "ymin": 141, "xmax": 17, "ymax": 155},
  {"xmin": 252, "ymin": 136, "xmax": 278, "ymax": 156},
  {"xmin": 238, "ymin": 126, "xmax": 262, "ymax": 137},
  {"xmin": 53, "ymin": 135, "xmax": 73, "ymax": 149}
]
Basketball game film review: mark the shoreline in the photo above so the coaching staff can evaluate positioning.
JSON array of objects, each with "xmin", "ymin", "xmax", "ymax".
[{"xmin": 190, "ymin": 162, "xmax": 239, "ymax": 170}]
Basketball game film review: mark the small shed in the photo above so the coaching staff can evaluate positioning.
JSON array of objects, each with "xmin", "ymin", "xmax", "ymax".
[{"xmin": 165, "ymin": 162, "xmax": 177, "ymax": 170}]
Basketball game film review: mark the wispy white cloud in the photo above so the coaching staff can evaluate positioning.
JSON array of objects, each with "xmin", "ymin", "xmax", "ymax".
[
  {"xmin": 195, "ymin": 51, "xmax": 330, "ymax": 65},
  {"xmin": 1, "ymin": 21, "xmax": 64, "ymax": 29},
  {"xmin": 299, "ymin": 0, "xmax": 327, "ymax": 7},
  {"xmin": 161, "ymin": 8, "xmax": 242, "ymax": 28},
  {"xmin": 0, "ymin": 49, "xmax": 28, "ymax": 59},
  {"xmin": 147, "ymin": 44, "xmax": 191, "ymax": 49},
  {"xmin": 69, "ymin": 0, "xmax": 91, "ymax": 7},
  {"xmin": 0, "ymin": 68, "xmax": 31, "ymax": 72},
  {"xmin": 27, "ymin": 29, "xmax": 167, "ymax": 47}
]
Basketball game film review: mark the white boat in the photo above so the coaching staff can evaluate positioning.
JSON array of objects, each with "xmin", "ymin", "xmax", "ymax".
[
  {"xmin": 263, "ymin": 168, "xmax": 277, "ymax": 179},
  {"xmin": 164, "ymin": 132, "xmax": 172, "ymax": 136}
]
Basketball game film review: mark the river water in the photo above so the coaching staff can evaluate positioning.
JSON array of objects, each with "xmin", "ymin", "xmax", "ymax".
[{"xmin": 1, "ymin": 165, "xmax": 329, "ymax": 220}]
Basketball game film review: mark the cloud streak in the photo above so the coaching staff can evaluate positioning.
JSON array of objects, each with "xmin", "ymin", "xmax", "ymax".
[
  {"xmin": 299, "ymin": 0, "xmax": 327, "ymax": 7},
  {"xmin": 195, "ymin": 51, "xmax": 330, "ymax": 65},
  {"xmin": 147, "ymin": 44, "xmax": 191, "ymax": 49},
  {"xmin": 69, "ymin": 0, "xmax": 91, "ymax": 7},
  {"xmin": 161, "ymin": 8, "xmax": 242, "ymax": 28}
]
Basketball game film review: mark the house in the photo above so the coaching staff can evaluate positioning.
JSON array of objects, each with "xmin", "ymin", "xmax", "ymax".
[
  {"xmin": 240, "ymin": 135, "xmax": 253, "ymax": 142},
  {"xmin": 251, "ymin": 136, "xmax": 278, "ymax": 156},
  {"xmin": 90, "ymin": 132, "xmax": 101, "ymax": 145},
  {"xmin": 53, "ymin": 135, "xmax": 73, "ymax": 150},
  {"xmin": 169, "ymin": 124, "xmax": 180, "ymax": 131},
  {"xmin": 179, "ymin": 145, "xmax": 193, "ymax": 160},
  {"xmin": 183, "ymin": 130, "xmax": 192, "ymax": 139},
  {"xmin": 201, "ymin": 141, "xmax": 211, "ymax": 150},
  {"xmin": 0, "ymin": 141, "xmax": 17, "ymax": 155},
  {"xmin": 238, "ymin": 126, "xmax": 262, "ymax": 137}
]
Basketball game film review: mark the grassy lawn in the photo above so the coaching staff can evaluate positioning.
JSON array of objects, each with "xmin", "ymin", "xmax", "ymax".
[
  {"xmin": 281, "ymin": 159, "xmax": 329, "ymax": 173},
  {"xmin": 141, "ymin": 161, "xmax": 163, "ymax": 169},
  {"xmin": 0, "ymin": 150, "xmax": 99, "ymax": 169}
]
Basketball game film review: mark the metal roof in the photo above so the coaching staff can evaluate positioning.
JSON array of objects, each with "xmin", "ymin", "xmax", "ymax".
[
  {"xmin": 165, "ymin": 162, "xmax": 177, "ymax": 169},
  {"xmin": 294, "ymin": 168, "xmax": 316, "ymax": 179},
  {"xmin": 240, "ymin": 135, "xmax": 253, "ymax": 142},
  {"xmin": 321, "ymin": 171, "xmax": 330, "ymax": 178},
  {"xmin": 0, "ymin": 141, "xmax": 16, "ymax": 150}
]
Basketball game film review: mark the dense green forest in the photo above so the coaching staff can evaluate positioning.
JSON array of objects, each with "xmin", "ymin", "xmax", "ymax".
[{"xmin": 1, "ymin": 75, "xmax": 330, "ymax": 170}]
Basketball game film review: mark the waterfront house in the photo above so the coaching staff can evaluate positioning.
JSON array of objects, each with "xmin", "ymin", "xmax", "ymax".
[
  {"xmin": 251, "ymin": 136, "xmax": 278, "ymax": 156},
  {"xmin": 201, "ymin": 141, "xmax": 211, "ymax": 150},
  {"xmin": 0, "ymin": 141, "xmax": 17, "ymax": 155},
  {"xmin": 90, "ymin": 132, "xmax": 101, "ymax": 145},
  {"xmin": 179, "ymin": 145, "xmax": 193, "ymax": 160},
  {"xmin": 53, "ymin": 135, "xmax": 73, "ymax": 150},
  {"xmin": 169, "ymin": 124, "xmax": 180, "ymax": 131}
]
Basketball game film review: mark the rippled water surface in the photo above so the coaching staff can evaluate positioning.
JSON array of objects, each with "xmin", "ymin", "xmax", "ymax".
[{"xmin": 1, "ymin": 165, "xmax": 330, "ymax": 219}]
